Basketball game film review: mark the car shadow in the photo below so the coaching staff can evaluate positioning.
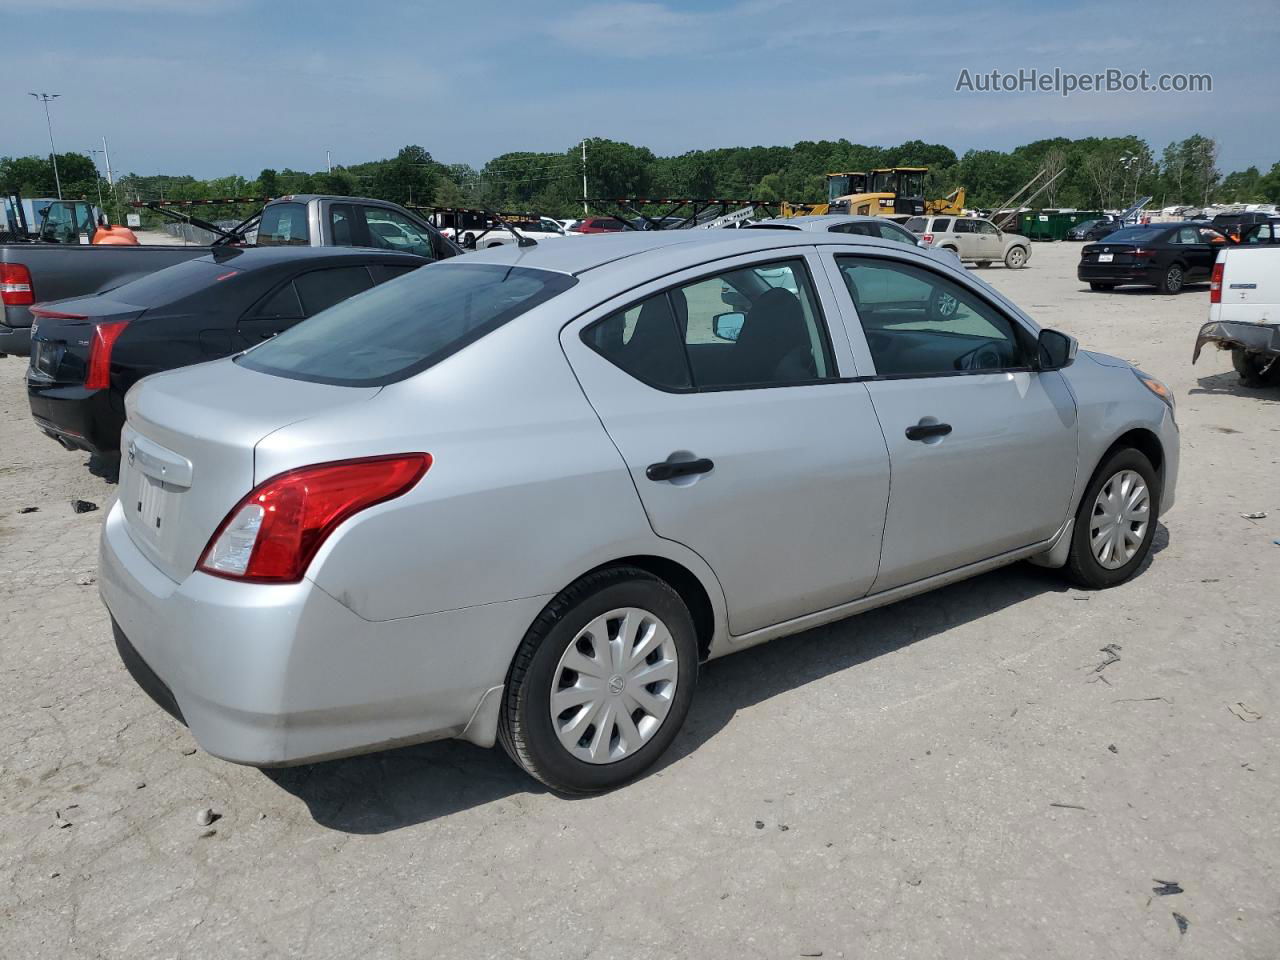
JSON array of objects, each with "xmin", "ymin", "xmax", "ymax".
[
  {"xmin": 1079, "ymin": 283, "xmax": 1209, "ymax": 296},
  {"xmin": 1189, "ymin": 370, "xmax": 1280, "ymax": 403},
  {"xmin": 265, "ymin": 528, "xmax": 1168, "ymax": 834}
]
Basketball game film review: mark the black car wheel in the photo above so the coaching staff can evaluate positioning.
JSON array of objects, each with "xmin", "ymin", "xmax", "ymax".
[
  {"xmin": 499, "ymin": 566, "xmax": 698, "ymax": 795},
  {"xmin": 1158, "ymin": 263, "xmax": 1185, "ymax": 293},
  {"xmin": 1232, "ymin": 348, "xmax": 1280, "ymax": 387},
  {"xmin": 1089, "ymin": 282, "xmax": 1116, "ymax": 291}
]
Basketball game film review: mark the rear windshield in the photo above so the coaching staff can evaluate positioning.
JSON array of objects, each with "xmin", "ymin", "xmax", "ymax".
[
  {"xmin": 257, "ymin": 202, "xmax": 311, "ymax": 246},
  {"xmin": 1099, "ymin": 226, "xmax": 1165, "ymax": 243},
  {"xmin": 108, "ymin": 258, "xmax": 242, "ymax": 307},
  {"xmin": 903, "ymin": 217, "xmax": 927, "ymax": 233},
  {"xmin": 236, "ymin": 262, "xmax": 577, "ymax": 387}
]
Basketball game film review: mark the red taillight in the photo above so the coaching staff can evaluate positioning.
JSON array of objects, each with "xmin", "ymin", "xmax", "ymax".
[
  {"xmin": 84, "ymin": 320, "xmax": 130, "ymax": 390},
  {"xmin": 1, "ymin": 263, "xmax": 34, "ymax": 306},
  {"xmin": 922, "ymin": 233, "xmax": 934, "ymax": 245},
  {"xmin": 1133, "ymin": 248, "xmax": 1154, "ymax": 258},
  {"xmin": 197, "ymin": 454, "xmax": 431, "ymax": 583},
  {"xmin": 1210, "ymin": 261, "xmax": 1224, "ymax": 303}
]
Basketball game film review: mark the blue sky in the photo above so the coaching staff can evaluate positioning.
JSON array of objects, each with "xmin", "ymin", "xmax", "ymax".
[{"xmin": 7, "ymin": 0, "xmax": 1278, "ymax": 178}]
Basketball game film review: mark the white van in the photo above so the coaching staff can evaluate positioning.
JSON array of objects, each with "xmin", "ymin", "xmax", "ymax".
[{"xmin": 1193, "ymin": 246, "xmax": 1280, "ymax": 386}]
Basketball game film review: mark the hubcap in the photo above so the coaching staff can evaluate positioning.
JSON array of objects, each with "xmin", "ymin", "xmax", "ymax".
[
  {"xmin": 550, "ymin": 607, "xmax": 679, "ymax": 764},
  {"xmin": 1009, "ymin": 249, "xmax": 1025, "ymax": 266},
  {"xmin": 1089, "ymin": 469, "xmax": 1150, "ymax": 569}
]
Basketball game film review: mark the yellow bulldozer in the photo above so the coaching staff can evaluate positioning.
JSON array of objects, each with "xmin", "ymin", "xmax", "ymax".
[{"xmin": 779, "ymin": 167, "xmax": 964, "ymax": 219}]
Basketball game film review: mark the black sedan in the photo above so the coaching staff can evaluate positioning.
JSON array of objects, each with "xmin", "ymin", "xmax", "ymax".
[
  {"xmin": 1077, "ymin": 222, "xmax": 1227, "ymax": 293},
  {"xmin": 1065, "ymin": 218, "xmax": 1120, "ymax": 241},
  {"xmin": 27, "ymin": 247, "xmax": 427, "ymax": 463}
]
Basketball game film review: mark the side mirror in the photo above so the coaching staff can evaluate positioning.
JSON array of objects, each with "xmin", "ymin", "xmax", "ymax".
[
  {"xmin": 1037, "ymin": 328, "xmax": 1078, "ymax": 371},
  {"xmin": 712, "ymin": 312, "xmax": 745, "ymax": 342}
]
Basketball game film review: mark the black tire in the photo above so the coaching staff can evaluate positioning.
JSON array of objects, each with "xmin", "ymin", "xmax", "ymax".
[
  {"xmin": 498, "ymin": 566, "xmax": 698, "ymax": 795},
  {"xmin": 975, "ymin": 260, "xmax": 992, "ymax": 268},
  {"xmin": 1004, "ymin": 246, "xmax": 1028, "ymax": 269},
  {"xmin": 1089, "ymin": 282, "xmax": 1115, "ymax": 291},
  {"xmin": 1157, "ymin": 263, "xmax": 1185, "ymax": 293},
  {"xmin": 1065, "ymin": 448, "xmax": 1160, "ymax": 589},
  {"xmin": 1231, "ymin": 348, "xmax": 1280, "ymax": 387}
]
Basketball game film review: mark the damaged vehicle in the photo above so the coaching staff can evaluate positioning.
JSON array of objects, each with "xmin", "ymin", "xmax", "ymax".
[{"xmin": 1194, "ymin": 245, "xmax": 1280, "ymax": 386}]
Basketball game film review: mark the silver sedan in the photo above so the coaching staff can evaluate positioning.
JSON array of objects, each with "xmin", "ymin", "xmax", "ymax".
[{"xmin": 100, "ymin": 228, "xmax": 1179, "ymax": 794}]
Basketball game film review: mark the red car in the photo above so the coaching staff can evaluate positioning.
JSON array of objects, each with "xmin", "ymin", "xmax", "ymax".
[{"xmin": 572, "ymin": 216, "xmax": 629, "ymax": 234}]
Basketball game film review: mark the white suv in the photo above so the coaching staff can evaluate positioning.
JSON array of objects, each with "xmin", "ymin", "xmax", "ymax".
[{"xmin": 906, "ymin": 215, "xmax": 1032, "ymax": 269}]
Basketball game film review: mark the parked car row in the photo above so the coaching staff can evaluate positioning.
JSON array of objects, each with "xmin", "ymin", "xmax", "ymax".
[{"xmin": 89, "ymin": 227, "xmax": 1178, "ymax": 794}]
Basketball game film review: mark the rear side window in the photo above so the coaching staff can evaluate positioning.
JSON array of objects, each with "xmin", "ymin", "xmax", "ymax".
[
  {"xmin": 237, "ymin": 262, "xmax": 577, "ymax": 386},
  {"xmin": 904, "ymin": 217, "xmax": 927, "ymax": 233},
  {"xmin": 1103, "ymin": 226, "xmax": 1164, "ymax": 243},
  {"xmin": 293, "ymin": 266, "xmax": 374, "ymax": 314},
  {"xmin": 108, "ymin": 258, "xmax": 243, "ymax": 307},
  {"xmin": 257, "ymin": 203, "xmax": 311, "ymax": 246},
  {"xmin": 582, "ymin": 293, "xmax": 691, "ymax": 390}
]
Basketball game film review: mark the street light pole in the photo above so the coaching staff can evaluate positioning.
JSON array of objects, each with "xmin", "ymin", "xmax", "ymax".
[
  {"xmin": 87, "ymin": 149, "xmax": 107, "ymax": 212},
  {"xmin": 581, "ymin": 138, "xmax": 589, "ymax": 215},
  {"xmin": 29, "ymin": 93, "xmax": 63, "ymax": 199}
]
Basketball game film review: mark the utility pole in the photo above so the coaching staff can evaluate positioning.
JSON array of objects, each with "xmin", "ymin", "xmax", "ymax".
[
  {"xmin": 29, "ymin": 93, "xmax": 63, "ymax": 199},
  {"xmin": 581, "ymin": 139, "xmax": 589, "ymax": 215},
  {"xmin": 101, "ymin": 136, "xmax": 119, "ymax": 223},
  {"xmin": 87, "ymin": 149, "xmax": 107, "ymax": 212}
]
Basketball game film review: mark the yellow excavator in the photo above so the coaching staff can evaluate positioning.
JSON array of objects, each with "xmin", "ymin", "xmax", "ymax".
[{"xmin": 780, "ymin": 167, "xmax": 964, "ymax": 218}]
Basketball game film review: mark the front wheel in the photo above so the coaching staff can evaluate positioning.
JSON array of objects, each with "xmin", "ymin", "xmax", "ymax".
[
  {"xmin": 1158, "ymin": 263, "xmax": 1185, "ymax": 293},
  {"xmin": 975, "ymin": 260, "xmax": 992, "ymax": 268},
  {"xmin": 1065, "ymin": 448, "xmax": 1159, "ymax": 589},
  {"xmin": 499, "ymin": 567, "xmax": 698, "ymax": 794},
  {"xmin": 1004, "ymin": 246, "xmax": 1028, "ymax": 269},
  {"xmin": 1232, "ymin": 348, "xmax": 1280, "ymax": 387},
  {"xmin": 1089, "ymin": 282, "xmax": 1116, "ymax": 291}
]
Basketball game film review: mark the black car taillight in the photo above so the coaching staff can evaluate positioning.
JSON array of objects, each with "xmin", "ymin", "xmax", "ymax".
[{"xmin": 84, "ymin": 320, "xmax": 130, "ymax": 389}]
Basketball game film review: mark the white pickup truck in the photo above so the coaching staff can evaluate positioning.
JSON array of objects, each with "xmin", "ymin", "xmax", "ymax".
[{"xmin": 1193, "ymin": 246, "xmax": 1280, "ymax": 386}]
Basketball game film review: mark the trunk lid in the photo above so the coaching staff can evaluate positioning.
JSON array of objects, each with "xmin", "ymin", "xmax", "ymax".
[
  {"xmin": 119, "ymin": 358, "xmax": 379, "ymax": 582},
  {"xmin": 1081, "ymin": 242, "xmax": 1145, "ymax": 266},
  {"xmin": 28, "ymin": 296, "xmax": 144, "ymax": 383}
]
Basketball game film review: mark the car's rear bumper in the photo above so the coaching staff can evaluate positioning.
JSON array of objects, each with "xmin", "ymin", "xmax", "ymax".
[
  {"xmin": 1192, "ymin": 320, "xmax": 1280, "ymax": 363},
  {"xmin": 1077, "ymin": 265, "xmax": 1158, "ymax": 284},
  {"xmin": 98, "ymin": 502, "xmax": 548, "ymax": 765},
  {"xmin": 26, "ymin": 378, "xmax": 122, "ymax": 455}
]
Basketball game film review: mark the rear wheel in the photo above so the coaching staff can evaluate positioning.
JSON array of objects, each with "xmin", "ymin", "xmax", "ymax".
[
  {"xmin": 1004, "ymin": 246, "xmax": 1028, "ymax": 269},
  {"xmin": 1158, "ymin": 263, "xmax": 1185, "ymax": 293},
  {"xmin": 499, "ymin": 567, "xmax": 698, "ymax": 795},
  {"xmin": 1089, "ymin": 282, "xmax": 1115, "ymax": 291},
  {"xmin": 1232, "ymin": 348, "xmax": 1280, "ymax": 387},
  {"xmin": 1065, "ymin": 448, "xmax": 1159, "ymax": 589}
]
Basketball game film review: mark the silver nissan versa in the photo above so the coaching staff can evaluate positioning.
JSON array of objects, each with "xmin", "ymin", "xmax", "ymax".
[{"xmin": 99, "ymin": 229, "xmax": 1179, "ymax": 794}]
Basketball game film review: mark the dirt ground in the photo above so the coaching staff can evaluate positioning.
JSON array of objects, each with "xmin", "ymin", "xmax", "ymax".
[{"xmin": 1, "ymin": 241, "xmax": 1277, "ymax": 959}]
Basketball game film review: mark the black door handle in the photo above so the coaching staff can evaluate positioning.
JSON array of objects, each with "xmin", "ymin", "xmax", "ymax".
[
  {"xmin": 905, "ymin": 422, "xmax": 952, "ymax": 441},
  {"xmin": 646, "ymin": 458, "xmax": 714, "ymax": 482}
]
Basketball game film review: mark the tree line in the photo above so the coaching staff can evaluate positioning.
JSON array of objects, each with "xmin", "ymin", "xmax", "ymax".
[{"xmin": 4, "ymin": 133, "xmax": 1278, "ymax": 225}]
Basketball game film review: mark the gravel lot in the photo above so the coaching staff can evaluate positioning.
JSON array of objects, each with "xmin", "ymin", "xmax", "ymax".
[{"xmin": 1, "ymin": 241, "xmax": 1277, "ymax": 959}]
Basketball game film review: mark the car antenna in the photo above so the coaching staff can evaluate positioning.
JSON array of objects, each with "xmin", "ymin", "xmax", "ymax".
[{"xmin": 486, "ymin": 209, "xmax": 536, "ymax": 247}]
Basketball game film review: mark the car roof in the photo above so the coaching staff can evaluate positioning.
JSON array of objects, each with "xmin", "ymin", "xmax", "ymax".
[
  {"xmin": 455, "ymin": 227, "xmax": 941, "ymax": 279},
  {"xmin": 746, "ymin": 215, "xmax": 893, "ymax": 231},
  {"xmin": 197, "ymin": 246, "xmax": 427, "ymax": 269}
]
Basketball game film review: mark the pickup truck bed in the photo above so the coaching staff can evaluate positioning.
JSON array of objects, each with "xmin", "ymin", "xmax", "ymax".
[{"xmin": 2, "ymin": 245, "xmax": 212, "ymax": 356}]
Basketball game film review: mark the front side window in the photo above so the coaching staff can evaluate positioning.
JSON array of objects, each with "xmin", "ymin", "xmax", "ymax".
[
  {"xmin": 953, "ymin": 219, "xmax": 976, "ymax": 234},
  {"xmin": 363, "ymin": 206, "xmax": 435, "ymax": 259},
  {"xmin": 975, "ymin": 220, "xmax": 999, "ymax": 235},
  {"xmin": 238, "ymin": 262, "xmax": 576, "ymax": 386},
  {"xmin": 837, "ymin": 256, "xmax": 1030, "ymax": 376}
]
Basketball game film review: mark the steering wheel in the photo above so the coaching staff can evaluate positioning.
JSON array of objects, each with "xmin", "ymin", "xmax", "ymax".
[{"xmin": 954, "ymin": 342, "xmax": 1004, "ymax": 371}]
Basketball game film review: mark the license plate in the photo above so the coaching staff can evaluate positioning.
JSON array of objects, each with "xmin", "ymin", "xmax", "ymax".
[
  {"xmin": 133, "ymin": 471, "xmax": 171, "ymax": 539},
  {"xmin": 1098, "ymin": 253, "xmax": 1113, "ymax": 263}
]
